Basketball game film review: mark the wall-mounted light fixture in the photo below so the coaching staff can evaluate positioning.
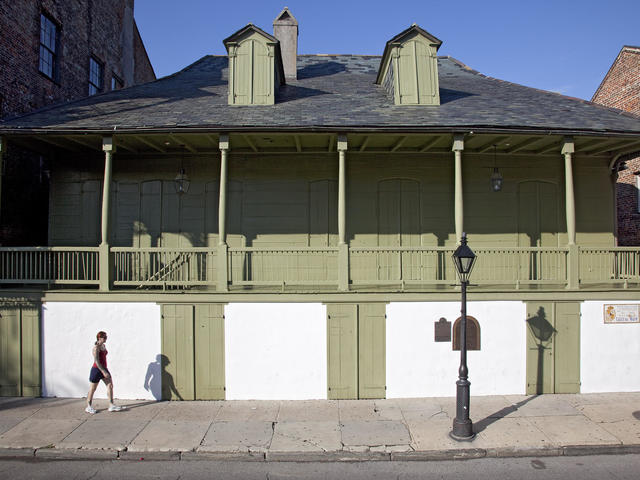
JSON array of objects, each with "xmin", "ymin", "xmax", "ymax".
[
  {"xmin": 174, "ymin": 148, "xmax": 190, "ymax": 194},
  {"xmin": 490, "ymin": 145, "xmax": 503, "ymax": 192}
]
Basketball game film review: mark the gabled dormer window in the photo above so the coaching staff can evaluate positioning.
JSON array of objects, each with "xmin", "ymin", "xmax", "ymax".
[
  {"xmin": 223, "ymin": 24, "xmax": 285, "ymax": 106},
  {"xmin": 375, "ymin": 24, "xmax": 442, "ymax": 106}
]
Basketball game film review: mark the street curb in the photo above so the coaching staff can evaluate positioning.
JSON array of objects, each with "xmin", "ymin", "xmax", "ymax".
[
  {"xmin": 485, "ymin": 447, "xmax": 562, "ymax": 458},
  {"xmin": 183, "ymin": 451, "xmax": 265, "ymax": 461},
  {"xmin": 562, "ymin": 444, "xmax": 640, "ymax": 456},
  {"xmin": 35, "ymin": 448, "xmax": 118, "ymax": 460},
  {"xmin": 118, "ymin": 450, "xmax": 180, "ymax": 461},
  {"xmin": 266, "ymin": 451, "xmax": 391, "ymax": 462},
  {"xmin": 391, "ymin": 448, "xmax": 486, "ymax": 461},
  {"xmin": 2, "ymin": 444, "xmax": 640, "ymax": 462},
  {"xmin": 0, "ymin": 448, "xmax": 35, "ymax": 457}
]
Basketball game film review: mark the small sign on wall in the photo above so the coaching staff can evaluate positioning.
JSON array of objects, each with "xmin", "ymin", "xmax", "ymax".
[
  {"xmin": 434, "ymin": 317, "xmax": 451, "ymax": 342},
  {"xmin": 604, "ymin": 304, "xmax": 640, "ymax": 324}
]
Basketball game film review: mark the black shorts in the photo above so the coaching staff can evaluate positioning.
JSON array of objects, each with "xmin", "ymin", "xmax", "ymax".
[{"xmin": 89, "ymin": 367, "xmax": 109, "ymax": 383}]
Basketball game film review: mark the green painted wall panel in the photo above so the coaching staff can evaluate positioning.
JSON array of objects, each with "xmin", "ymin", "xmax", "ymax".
[
  {"xmin": 327, "ymin": 304, "xmax": 358, "ymax": 400},
  {"xmin": 48, "ymin": 151, "xmax": 614, "ymax": 255},
  {"xmin": 0, "ymin": 307, "xmax": 21, "ymax": 396},
  {"xmin": 194, "ymin": 304, "xmax": 225, "ymax": 400},
  {"xmin": 358, "ymin": 303, "xmax": 386, "ymax": 399},
  {"xmin": 161, "ymin": 304, "xmax": 195, "ymax": 400}
]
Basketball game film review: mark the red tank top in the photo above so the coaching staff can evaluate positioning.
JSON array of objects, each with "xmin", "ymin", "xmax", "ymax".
[{"xmin": 92, "ymin": 348, "xmax": 107, "ymax": 369}]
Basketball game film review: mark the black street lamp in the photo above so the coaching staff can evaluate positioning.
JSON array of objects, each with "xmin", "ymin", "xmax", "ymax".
[{"xmin": 450, "ymin": 232, "xmax": 477, "ymax": 441}]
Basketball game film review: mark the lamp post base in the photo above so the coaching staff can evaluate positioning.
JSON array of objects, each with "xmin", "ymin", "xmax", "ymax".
[
  {"xmin": 450, "ymin": 419, "xmax": 476, "ymax": 442},
  {"xmin": 449, "ymin": 420, "xmax": 476, "ymax": 442}
]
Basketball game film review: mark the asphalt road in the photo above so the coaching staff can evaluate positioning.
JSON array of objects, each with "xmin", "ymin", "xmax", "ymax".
[{"xmin": 1, "ymin": 453, "xmax": 639, "ymax": 480}]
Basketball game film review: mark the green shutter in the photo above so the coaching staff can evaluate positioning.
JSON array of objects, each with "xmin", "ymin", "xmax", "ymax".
[
  {"xmin": 161, "ymin": 181, "xmax": 181, "ymax": 248},
  {"xmin": 554, "ymin": 302, "xmax": 581, "ymax": 394},
  {"xmin": 161, "ymin": 304, "xmax": 195, "ymax": 400},
  {"xmin": 114, "ymin": 182, "xmax": 140, "ymax": 247},
  {"xmin": 327, "ymin": 304, "xmax": 358, "ymax": 399},
  {"xmin": 526, "ymin": 302, "xmax": 555, "ymax": 395},
  {"xmin": 20, "ymin": 306, "xmax": 41, "ymax": 397},
  {"xmin": 140, "ymin": 180, "xmax": 162, "ymax": 247},
  {"xmin": 0, "ymin": 307, "xmax": 21, "ymax": 396},
  {"xmin": 82, "ymin": 180, "xmax": 101, "ymax": 245},
  {"xmin": 194, "ymin": 304, "xmax": 225, "ymax": 400},
  {"xmin": 358, "ymin": 304, "xmax": 386, "ymax": 399}
]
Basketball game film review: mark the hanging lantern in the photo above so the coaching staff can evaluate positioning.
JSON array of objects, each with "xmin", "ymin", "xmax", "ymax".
[
  {"xmin": 490, "ymin": 145, "xmax": 503, "ymax": 192},
  {"xmin": 174, "ymin": 151, "xmax": 190, "ymax": 194}
]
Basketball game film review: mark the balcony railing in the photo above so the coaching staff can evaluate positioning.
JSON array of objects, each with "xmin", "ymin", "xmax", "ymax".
[
  {"xmin": 1, "ymin": 245, "xmax": 639, "ymax": 291},
  {"xmin": 0, "ymin": 247, "xmax": 99, "ymax": 286},
  {"xmin": 228, "ymin": 247, "xmax": 338, "ymax": 286},
  {"xmin": 112, "ymin": 247, "xmax": 217, "ymax": 289}
]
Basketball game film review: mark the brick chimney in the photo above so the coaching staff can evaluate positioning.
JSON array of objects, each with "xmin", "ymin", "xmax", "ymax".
[{"xmin": 273, "ymin": 7, "xmax": 298, "ymax": 80}]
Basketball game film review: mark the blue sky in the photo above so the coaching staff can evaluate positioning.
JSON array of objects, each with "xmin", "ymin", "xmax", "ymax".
[{"xmin": 135, "ymin": 0, "xmax": 639, "ymax": 101}]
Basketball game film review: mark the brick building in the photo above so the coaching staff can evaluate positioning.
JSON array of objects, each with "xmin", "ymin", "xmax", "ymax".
[
  {"xmin": 0, "ymin": 0, "xmax": 155, "ymax": 244},
  {"xmin": 592, "ymin": 46, "xmax": 640, "ymax": 245}
]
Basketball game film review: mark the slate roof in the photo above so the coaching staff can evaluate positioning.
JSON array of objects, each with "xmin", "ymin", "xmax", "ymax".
[{"xmin": 2, "ymin": 55, "xmax": 640, "ymax": 135}]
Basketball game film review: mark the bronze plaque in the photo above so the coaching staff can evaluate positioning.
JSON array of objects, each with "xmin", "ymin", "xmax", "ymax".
[{"xmin": 434, "ymin": 317, "xmax": 451, "ymax": 342}]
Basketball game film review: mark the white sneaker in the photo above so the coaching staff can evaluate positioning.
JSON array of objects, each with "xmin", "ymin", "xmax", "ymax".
[
  {"xmin": 108, "ymin": 404, "xmax": 123, "ymax": 412},
  {"xmin": 85, "ymin": 405, "xmax": 96, "ymax": 414}
]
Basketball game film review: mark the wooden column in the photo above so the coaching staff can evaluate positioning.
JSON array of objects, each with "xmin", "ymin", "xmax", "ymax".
[
  {"xmin": 217, "ymin": 134, "xmax": 229, "ymax": 292},
  {"xmin": 452, "ymin": 134, "xmax": 465, "ymax": 243},
  {"xmin": 99, "ymin": 137, "xmax": 115, "ymax": 291},
  {"xmin": 562, "ymin": 137, "xmax": 579, "ymax": 289},
  {"xmin": 337, "ymin": 134, "xmax": 349, "ymax": 291}
]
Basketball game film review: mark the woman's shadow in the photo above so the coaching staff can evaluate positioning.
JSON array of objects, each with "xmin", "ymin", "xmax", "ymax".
[{"xmin": 144, "ymin": 354, "xmax": 183, "ymax": 400}]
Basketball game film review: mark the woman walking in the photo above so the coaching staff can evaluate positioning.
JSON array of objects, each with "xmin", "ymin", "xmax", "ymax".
[{"xmin": 85, "ymin": 331, "xmax": 123, "ymax": 413}]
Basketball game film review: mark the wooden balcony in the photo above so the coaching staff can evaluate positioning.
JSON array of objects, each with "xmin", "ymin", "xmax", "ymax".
[{"xmin": 2, "ymin": 245, "xmax": 640, "ymax": 293}]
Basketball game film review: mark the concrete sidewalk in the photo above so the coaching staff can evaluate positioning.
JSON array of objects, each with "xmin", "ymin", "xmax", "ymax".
[{"xmin": 0, "ymin": 393, "xmax": 639, "ymax": 461}]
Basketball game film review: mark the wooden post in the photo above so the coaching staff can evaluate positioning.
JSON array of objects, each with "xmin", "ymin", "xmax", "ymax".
[
  {"xmin": 99, "ymin": 137, "xmax": 115, "ymax": 291},
  {"xmin": 337, "ymin": 134, "xmax": 349, "ymax": 291},
  {"xmin": 217, "ymin": 134, "xmax": 229, "ymax": 291},
  {"xmin": 562, "ymin": 137, "xmax": 579, "ymax": 289},
  {"xmin": 452, "ymin": 134, "xmax": 465, "ymax": 243}
]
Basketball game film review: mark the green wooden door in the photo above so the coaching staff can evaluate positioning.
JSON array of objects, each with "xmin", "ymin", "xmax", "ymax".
[
  {"xmin": 327, "ymin": 304, "xmax": 358, "ymax": 399},
  {"xmin": 327, "ymin": 303, "xmax": 387, "ymax": 399},
  {"xmin": 194, "ymin": 304, "xmax": 225, "ymax": 400},
  {"xmin": 0, "ymin": 305, "xmax": 41, "ymax": 397},
  {"xmin": 161, "ymin": 304, "xmax": 195, "ymax": 400},
  {"xmin": 526, "ymin": 302, "xmax": 580, "ymax": 394},
  {"xmin": 358, "ymin": 304, "xmax": 386, "ymax": 399},
  {"xmin": 0, "ymin": 307, "xmax": 21, "ymax": 396}
]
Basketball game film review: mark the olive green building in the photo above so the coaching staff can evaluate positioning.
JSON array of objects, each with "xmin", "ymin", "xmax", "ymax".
[{"xmin": 1, "ymin": 9, "xmax": 640, "ymax": 401}]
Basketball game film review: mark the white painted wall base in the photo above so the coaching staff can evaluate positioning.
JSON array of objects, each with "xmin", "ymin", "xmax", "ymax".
[
  {"xmin": 42, "ymin": 302, "xmax": 161, "ymax": 400},
  {"xmin": 386, "ymin": 301, "xmax": 526, "ymax": 398},
  {"xmin": 581, "ymin": 301, "xmax": 640, "ymax": 393},
  {"xmin": 225, "ymin": 303, "xmax": 327, "ymax": 400}
]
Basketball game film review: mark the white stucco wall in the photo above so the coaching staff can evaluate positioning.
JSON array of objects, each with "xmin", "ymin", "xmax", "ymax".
[
  {"xmin": 386, "ymin": 301, "xmax": 527, "ymax": 398},
  {"xmin": 225, "ymin": 303, "xmax": 327, "ymax": 400},
  {"xmin": 42, "ymin": 302, "xmax": 161, "ymax": 400},
  {"xmin": 581, "ymin": 301, "xmax": 640, "ymax": 393}
]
